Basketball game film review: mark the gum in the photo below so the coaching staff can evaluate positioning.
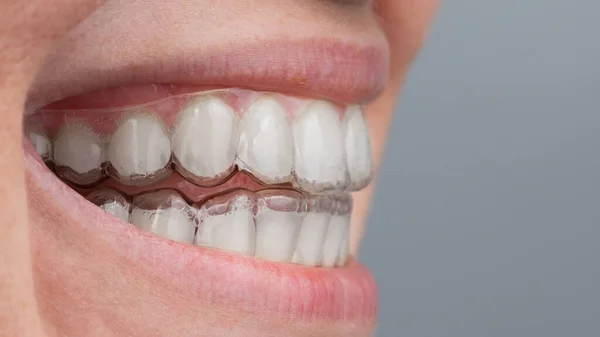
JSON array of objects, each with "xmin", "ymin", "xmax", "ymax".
[
  {"xmin": 28, "ymin": 88, "xmax": 347, "ymax": 137},
  {"xmin": 72, "ymin": 171, "xmax": 289, "ymax": 203}
]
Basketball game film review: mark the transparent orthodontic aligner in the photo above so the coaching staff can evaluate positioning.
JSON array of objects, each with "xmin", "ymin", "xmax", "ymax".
[
  {"xmin": 86, "ymin": 187, "xmax": 352, "ymax": 267},
  {"xmin": 26, "ymin": 124, "xmax": 53, "ymax": 162},
  {"xmin": 87, "ymin": 187, "xmax": 131, "ymax": 222},
  {"xmin": 27, "ymin": 88, "xmax": 372, "ymax": 194}
]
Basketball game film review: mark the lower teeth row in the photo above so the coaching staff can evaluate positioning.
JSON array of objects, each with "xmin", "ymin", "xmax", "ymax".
[{"xmin": 87, "ymin": 188, "xmax": 351, "ymax": 268}]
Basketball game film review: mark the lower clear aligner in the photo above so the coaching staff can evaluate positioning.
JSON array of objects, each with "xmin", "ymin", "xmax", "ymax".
[{"xmin": 87, "ymin": 187, "xmax": 352, "ymax": 268}]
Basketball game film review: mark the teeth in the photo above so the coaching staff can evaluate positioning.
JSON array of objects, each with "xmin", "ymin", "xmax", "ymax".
[
  {"xmin": 130, "ymin": 190, "xmax": 196, "ymax": 244},
  {"xmin": 321, "ymin": 214, "xmax": 349, "ymax": 267},
  {"xmin": 82, "ymin": 186, "xmax": 353, "ymax": 267},
  {"xmin": 291, "ymin": 196, "xmax": 333, "ymax": 266},
  {"xmin": 33, "ymin": 89, "xmax": 366, "ymax": 267},
  {"xmin": 321, "ymin": 196, "xmax": 351, "ymax": 267},
  {"xmin": 86, "ymin": 188, "xmax": 131, "ymax": 222},
  {"xmin": 196, "ymin": 192, "xmax": 255, "ymax": 256},
  {"xmin": 53, "ymin": 124, "xmax": 106, "ymax": 185},
  {"xmin": 130, "ymin": 208, "xmax": 196, "ymax": 244},
  {"xmin": 34, "ymin": 90, "xmax": 372, "ymax": 195},
  {"xmin": 292, "ymin": 101, "xmax": 348, "ymax": 193},
  {"xmin": 254, "ymin": 192, "xmax": 304, "ymax": 263},
  {"xmin": 336, "ymin": 232, "xmax": 350, "ymax": 267},
  {"xmin": 100, "ymin": 202, "xmax": 131, "ymax": 222},
  {"xmin": 237, "ymin": 97, "xmax": 293, "ymax": 184},
  {"xmin": 343, "ymin": 105, "xmax": 372, "ymax": 190},
  {"xmin": 107, "ymin": 114, "xmax": 171, "ymax": 184},
  {"xmin": 173, "ymin": 97, "xmax": 239, "ymax": 184},
  {"xmin": 29, "ymin": 131, "xmax": 52, "ymax": 159}
]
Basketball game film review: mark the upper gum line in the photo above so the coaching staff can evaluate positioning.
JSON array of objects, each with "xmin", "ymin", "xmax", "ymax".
[{"xmin": 32, "ymin": 88, "xmax": 347, "ymax": 135}]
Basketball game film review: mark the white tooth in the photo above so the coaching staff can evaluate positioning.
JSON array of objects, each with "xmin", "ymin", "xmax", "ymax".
[
  {"xmin": 336, "ymin": 226, "xmax": 350, "ymax": 267},
  {"xmin": 87, "ymin": 188, "xmax": 130, "ymax": 221},
  {"xmin": 343, "ymin": 105, "xmax": 372, "ymax": 190},
  {"xmin": 130, "ymin": 207, "xmax": 196, "ymax": 244},
  {"xmin": 196, "ymin": 195, "xmax": 255, "ymax": 256},
  {"xmin": 292, "ymin": 101, "xmax": 347, "ymax": 193},
  {"xmin": 53, "ymin": 124, "xmax": 106, "ymax": 174},
  {"xmin": 29, "ymin": 132, "xmax": 52, "ymax": 159},
  {"xmin": 100, "ymin": 201, "xmax": 130, "ymax": 222},
  {"xmin": 254, "ymin": 196, "xmax": 302, "ymax": 262},
  {"xmin": 173, "ymin": 97, "xmax": 239, "ymax": 182},
  {"xmin": 194, "ymin": 211, "xmax": 217, "ymax": 247},
  {"xmin": 292, "ymin": 212, "xmax": 331, "ymax": 266},
  {"xmin": 237, "ymin": 97, "xmax": 293, "ymax": 183},
  {"xmin": 107, "ymin": 114, "xmax": 171, "ymax": 179},
  {"xmin": 321, "ymin": 214, "xmax": 349, "ymax": 267}
]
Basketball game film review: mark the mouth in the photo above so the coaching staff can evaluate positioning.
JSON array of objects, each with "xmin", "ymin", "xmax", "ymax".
[{"xmin": 24, "ymin": 37, "xmax": 386, "ymax": 335}]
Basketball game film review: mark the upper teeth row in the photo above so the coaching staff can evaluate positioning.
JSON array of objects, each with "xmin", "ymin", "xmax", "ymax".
[
  {"xmin": 28, "ymin": 91, "xmax": 372, "ymax": 194},
  {"xmin": 87, "ymin": 188, "xmax": 351, "ymax": 268}
]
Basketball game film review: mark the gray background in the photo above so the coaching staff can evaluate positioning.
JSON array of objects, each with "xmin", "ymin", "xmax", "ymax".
[{"xmin": 361, "ymin": 1, "xmax": 600, "ymax": 336}]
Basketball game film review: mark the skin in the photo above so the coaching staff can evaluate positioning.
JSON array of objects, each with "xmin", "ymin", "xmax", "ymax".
[{"xmin": 0, "ymin": 0, "xmax": 438, "ymax": 336}]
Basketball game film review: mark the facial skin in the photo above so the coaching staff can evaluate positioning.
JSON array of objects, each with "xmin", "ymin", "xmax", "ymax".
[{"xmin": 0, "ymin": 1, "xmax": 438, "ymax": 336}]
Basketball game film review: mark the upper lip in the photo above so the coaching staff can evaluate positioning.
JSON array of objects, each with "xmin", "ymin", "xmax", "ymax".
[{"xmin": 28, "ymin": 38, "xmax": 390, "ymax": 111}]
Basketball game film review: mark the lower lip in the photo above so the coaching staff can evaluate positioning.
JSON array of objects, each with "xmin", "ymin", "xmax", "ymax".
[{"xmin": 23, "ymin": 140, "xmax": 378, "ymax": 322}]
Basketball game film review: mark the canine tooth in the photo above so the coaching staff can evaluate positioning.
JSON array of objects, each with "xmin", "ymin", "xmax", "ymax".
[
  {"xmin": 237, "ymin": 97, "xmax": 293, "ymax": 184},
  {"xmin": 107, "ymin": 114, "xmax": 171, "ymax": 182},
  {"xmin": 292, "ymin": 196, "xmax": 333, "ymax": 266},
  {"xmin": 343, "ymin": 105, "xmax": 372, "ymax": 190},
  {"xmin": 173, "ymin": 97, "xmax": 239, "ymax": 183},
  {"xmin": 292, "ymin": 100, "xmax": 348, "ymax": 193},
  {"xmin": 29, "ymin": 132, "xmax": 52, "ymax": 159},
  {"xmin": 53, "ymin": 124, "xmax": 106, "ymax": 184},
  {"xmin": 130, "ymin": 191, "xmax": 196, "ymax": 244},
  {"xmin": 87, "ymin": 188, "xmax": 130, "ymax": 222},
  {"xmin": 254, "ymin": 194, "xmax": 303, "ymax": 263},
  {"xmin": 195, "ymin": 193, "xmax": 255, "ymax": 256}
]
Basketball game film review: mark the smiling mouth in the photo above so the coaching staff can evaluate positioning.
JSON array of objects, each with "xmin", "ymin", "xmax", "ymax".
[
  {"xmin": 25, "ymin": 87, "xmax": 372, "ymax": 268},
  {"xmin": 22, "ymin": 34, "xmax": 388, "ymax": 331}
]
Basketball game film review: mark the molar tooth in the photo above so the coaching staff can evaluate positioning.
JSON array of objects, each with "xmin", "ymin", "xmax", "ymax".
[
  {"xmin": 53, "ymin": 124, "xmax": 106, "ymax": 185},
  {"xmin": 292, "ymin": 100, "xmax": 348, "ymax": 193},
  {"xmin": 173, "ymin": 97, "xmax": 239, "ymax": 185},
  {"xmin": 107, "ymin": 114, "xmax": 172, "ymax": 185},
  {"xmin": 321, "ymin": 195, "xmax": 352, "ymax": 267},
  {"xmin": 343, "ymin": 105, "xmax": 372, "ymax": 191},
  {"xmin": 236, "ymin": 97, "xmax": 293, "ymax": 184},
  {"xmin": 291, "ymin": 195, "xmax": 333, "ymax": 266},
  {"xmin": 130, "ymin": 190, "xmax": 196, "ymax": 244},
  {"xmin": 195, "ymin": 192, "xmax": 255, "ymax": 256},
  {"xmin": 254, "ymin": 191, "xmax": 304, "ymax": 263},
  {"xmin": 28, "ymin": 131, "xmax": 52, "ymax": 160},
  {"xmin": 86, "ymin": 188, "xmax": 130, "ymax": 222}
]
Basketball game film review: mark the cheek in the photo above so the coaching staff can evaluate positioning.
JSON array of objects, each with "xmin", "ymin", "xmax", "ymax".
[{"xmin": 349, "ymin": 0, "xmax": 440, "ymax": 253}]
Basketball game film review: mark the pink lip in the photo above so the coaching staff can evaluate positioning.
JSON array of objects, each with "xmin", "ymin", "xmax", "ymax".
[{"xmin": 28, "ymin": 38, "xmax": 390, "ymax": 111}]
